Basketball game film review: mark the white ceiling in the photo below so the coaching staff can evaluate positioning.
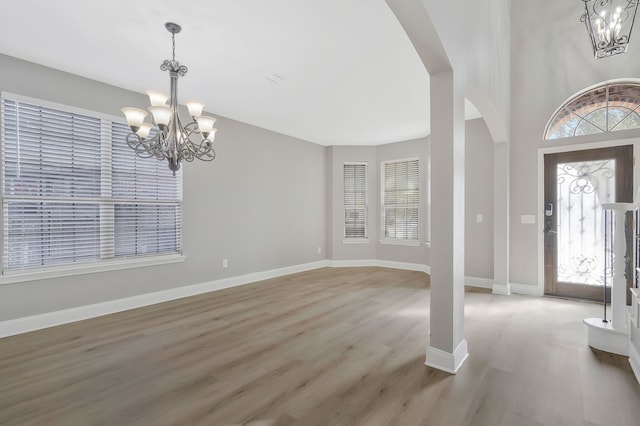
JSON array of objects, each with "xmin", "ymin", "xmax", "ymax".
[{"xmin": 0, "ymin": 0, "xmax": 481, "ymax": 146}]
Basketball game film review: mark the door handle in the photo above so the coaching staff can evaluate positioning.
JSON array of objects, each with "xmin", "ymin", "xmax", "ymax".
[{"xmin": 543, "ymin": 217, "xmax": 556, "ymax": 235}]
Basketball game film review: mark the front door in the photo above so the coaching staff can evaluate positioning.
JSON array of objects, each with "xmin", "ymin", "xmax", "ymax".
[{"xmin": 543, "ymin": 145, "xmax": 633, "ymax": 300}]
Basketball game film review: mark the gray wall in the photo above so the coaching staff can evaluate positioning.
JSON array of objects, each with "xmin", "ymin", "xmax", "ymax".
[
  {"xmin": 329, "ymin": 146, "xmax": 378, "ymax": 260},
  {"xmin": 327, "ymin": 141, "xmax": 429, "ymax": 263},
  {"xmin": 510, "ymin": 1, "xmax": 640, "ymax": 287},
  {"xmin": 0, "ymin": 53, "xmax": 326, "ymax": 321},
  {"xmin": 376, "ymin": 138, "xmax": 430, "ymax": 265},
  {"xmin": 465, "ymin": 118, "xmax": 494, "ymax": 279},
  {"xmin": 327, "ymin": 122, "xmax": 494, "ymax": 273}
]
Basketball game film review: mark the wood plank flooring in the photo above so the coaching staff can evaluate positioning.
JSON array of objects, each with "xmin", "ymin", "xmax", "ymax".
[{"xmin": 0, "ymin": 267, "xmax": 639, "ymax": 425}]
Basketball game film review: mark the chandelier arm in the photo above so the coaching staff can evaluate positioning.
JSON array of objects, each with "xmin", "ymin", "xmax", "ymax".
[
  {"xmin": 126, "ymin": 133, "xmax": 168, "ymax": 160},
  {"xmin": 176, "ymin": 115, "xmax": 215, "ymax": 158},
  {"xmin": 136, "ymin": 132, "xmax": 162, "ymax": 149},
  {"xmin": 183, "ymin": 120, "xmax": 199, "ymax": 135},
  {"xmin": 148, "ymin": 134, "xmax": 170, "ymax": 161},
  {"xmin": 181, "ymin": 121, "xmax": 214, "ymax": 158},
  {"xmin": 196, "ymin": 148, "xmax": 216, "ymax": 161},
  {"xmin": 177, "ymin": 141, "xmax": 216, "ymax": 162},
  {"xmin": 181, "ymin": 125, "xmax": 201, "ymax": 157}
]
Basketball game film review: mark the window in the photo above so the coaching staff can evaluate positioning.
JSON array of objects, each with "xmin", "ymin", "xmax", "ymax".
[
  {"xmin": 381, "ymin": 158, "xmax": 419, "ymax": 243},
  {"xmin": 1, "ymin": 94, "xmax": 182, "ymax": 278},
  {"xmin": 545, "ymin": 82, "xmax": 640, "ymax": 140},
  {"xmin": 343, "ymin": 162, "xmax": 367, "ymax": 240}
]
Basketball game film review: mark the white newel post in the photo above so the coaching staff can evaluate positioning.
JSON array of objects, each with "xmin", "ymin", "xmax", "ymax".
[{"xmin": 583, "ymin": 202, "xmax": 637, "ymax": 356}]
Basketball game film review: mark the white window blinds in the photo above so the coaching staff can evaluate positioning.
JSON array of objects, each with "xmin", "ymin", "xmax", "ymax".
[
  {"xmin": 382, "ymin": 158, "xmax": 419, "ymax": 240},
  {"xmin": 343, "ymin": 163, "xmax": 367, "ymax": 239},
  {"xmin": 1, "ymin": 96, "xmax": 182, "ymax": 274},
  {"xmin": 111, "ymin": 122, "xmax": 182, "ymax": 258}
]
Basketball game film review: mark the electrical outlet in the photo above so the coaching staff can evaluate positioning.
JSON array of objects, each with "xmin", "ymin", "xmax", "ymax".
[
  {"xmin": 223, "ymin": 259, "xmax": 228, "ymax": 268},
  {"xmin": 317, "ymin": 246, "xmax": 322, "ymax": 254},
  {"xmin": 476, "ymin": 214, "xmax": 483, "ymax": 223},
  {"xmin": 521, "ymin": 215, "xmax": 536, "ymax": 224}
]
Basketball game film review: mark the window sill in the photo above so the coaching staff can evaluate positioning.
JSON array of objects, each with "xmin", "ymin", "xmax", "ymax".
[
  {"xmin": 343, "ymin": 238, "xmax": 370, "ymax": 244},
  {"xmin": 379, "ymin": 239, "xmax": 420, "ymax": 247},
  {"xmin": 0, "ymin": 254, "xmax": 186, "ymax": 285}
]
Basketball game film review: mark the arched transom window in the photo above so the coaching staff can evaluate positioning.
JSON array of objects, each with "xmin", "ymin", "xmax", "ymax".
[{"xmin": 545, "ymin": 82, "xmax": 640, "ymax": 140}]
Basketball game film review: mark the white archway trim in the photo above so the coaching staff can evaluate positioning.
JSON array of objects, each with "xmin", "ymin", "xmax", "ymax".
[
  {"xmin": 385, "ymin": 0, "xmax": 451, "ymax": 75},
  {"xmin": 465, "ymin": 86, "xmax": 509, "ymax": 143}
]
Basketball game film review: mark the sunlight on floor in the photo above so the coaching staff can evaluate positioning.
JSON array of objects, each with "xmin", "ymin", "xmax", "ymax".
[{"xmin": 394, "ymin": 308, "xmax": 428, "ymax": 318}]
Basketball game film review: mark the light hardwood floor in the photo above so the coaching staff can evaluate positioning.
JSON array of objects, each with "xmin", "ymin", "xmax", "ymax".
[{"xmin": 1, "ymin": 267, "xmax": 639, "ymax": 425}]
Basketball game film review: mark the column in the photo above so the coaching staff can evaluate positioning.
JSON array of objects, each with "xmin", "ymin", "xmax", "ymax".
[
  {"xmin": 426, "ymin": 70, "xmax": 468, "ymax": 373},
  {"xmin": 492, "ymin": 142, "xmax": 510, "ymax": 295}
]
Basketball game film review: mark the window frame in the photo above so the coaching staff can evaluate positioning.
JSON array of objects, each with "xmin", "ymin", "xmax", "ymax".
[
  {"xmin": 544, "ymin": 81, "xmax": 640, "ymax": 140},
  {"xmin": 380, "ymin": 157, "xmax": 420, "ymax": 246},
  {"xmin": 0, "ymin": 92, "xmax": 185, "ymax": 284},
  {"xmin": 343, "ymin": 161, "xmax": 369, "ymax": 243}
]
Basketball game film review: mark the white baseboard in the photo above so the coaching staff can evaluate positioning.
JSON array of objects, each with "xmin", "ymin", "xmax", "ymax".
[
  {"xmin": 492, "ymin": 283, "xmax": 511, "ymax": 296},
  {"xmin": 629, "ymin": 341, "xmax": 640, "ymax": 385},
  {"xmin": 462, "ymin": 279, "xmax": 540, "ymax": 297},
  {"xmin": 465, "ymin": 276, "xmax": 513, "ymax": 296},
  {"xmin": 330, "ymin": 259, "xmax": 430, "ymax": 273},
  {"xmin": 378, "ymin": 260, "xmax": 430, "ymax": 273},
  {"xmin": 464, "ymin": 276, "xmax": 494, "ymax": 289},
  {"xmin": 0, "ymin": 260, "xmax": 330, "ymax": 338},
  {"xmin": 330, "ymin": 259, "xmax": 378, "ymax": 268},
  {"xmin": 510, "ymin": 282, "xmax": 544, "ymax": 296},
  {"xmin": 425, "ymin": 339, "xmax": 469, "ymax": 374}
]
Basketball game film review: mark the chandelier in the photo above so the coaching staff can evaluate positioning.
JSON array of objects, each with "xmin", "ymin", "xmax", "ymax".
[
  {"xmin": 581, "ymin": 0, "xmax": 640, "ymax": 59},
  {"xmin": 122, "ymin": 22, "xmax": 218, "ymax": 175}
]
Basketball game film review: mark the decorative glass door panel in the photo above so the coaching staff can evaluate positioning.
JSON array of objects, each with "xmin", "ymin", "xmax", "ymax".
[
  {"xmin": 544, "ymin": 146, "xmax": 633, "ymax": 300},
  {"xmin": 555, "ymin": 159, "xmax": 614, "ymax": 285}
]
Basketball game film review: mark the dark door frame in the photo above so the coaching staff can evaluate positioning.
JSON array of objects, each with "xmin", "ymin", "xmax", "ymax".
[{"xmin": 543, "ymin": 145, "xmax": 633, "ymax": 301}]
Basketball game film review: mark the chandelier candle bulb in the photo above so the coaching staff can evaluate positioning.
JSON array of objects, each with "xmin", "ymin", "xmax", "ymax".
[
  {"xmin": 122, "ymin": 107, "xmax": 147, "ymax": 133},
  {"xmin": 195, "ymin": 116, "xmax": 217, "ymax": 137},
  {"xmin": 146, "ymin": 90, "xmax": 169, "ymax": 106},
  {"xmin": 121, "ymin": 22, "xmax": 218, "ymax": 175},
  {"xmin": 121, "ymin": 107, "xmax": 148, "ymax": 132},
  {"xmin": 149, "ymin": 105, "xmax": 171, "ymax": 127},
  {"xmin": 137, "ymin": 122, "xmax": 153, "ymax": 139},
  {"xmin": 185, "ymin": 100, "xmax": 205, "ymax": 118},
  {"xmin": 205, "ymin": 128, "xmax": 218, "ymax": 143}
]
